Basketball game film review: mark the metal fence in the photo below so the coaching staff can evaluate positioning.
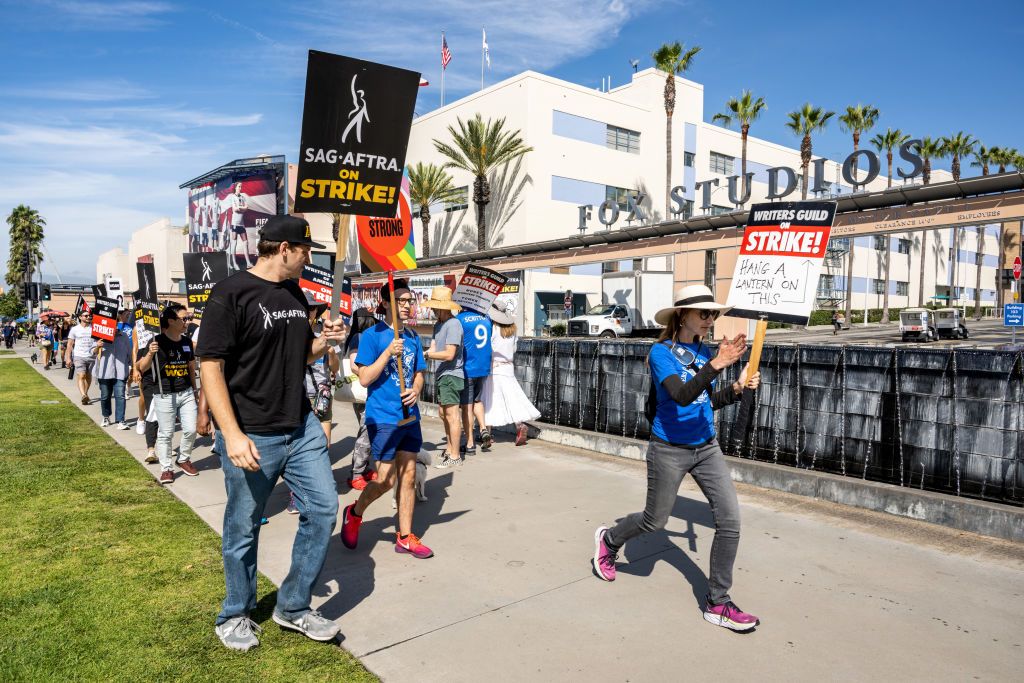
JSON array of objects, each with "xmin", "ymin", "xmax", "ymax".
[{"xmin": 427, "ymin": 339, "xmax": 1023, "ymax": 506}]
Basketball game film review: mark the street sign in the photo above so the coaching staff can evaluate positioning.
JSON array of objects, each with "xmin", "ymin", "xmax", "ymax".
[
  {"xmin": 1005, "ymin": 304, "xmax": 1024, "ymax": 327},
  {"xmin": 1013, "ymin": 256, "xmax": 1021, "ymax": 281}
]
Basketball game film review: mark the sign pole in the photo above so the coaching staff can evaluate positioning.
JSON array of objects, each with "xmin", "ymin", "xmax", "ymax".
[
  {"xmin": 329, "ymin": 214, "xmax": 353, "ymax": 340},
  {"xmin": 387, "ymin": 270, "xmax": 414, "ymax": 425},
  {"xmin": 729, "ymin": 316, "xmax": 767, "ymax": 455}
]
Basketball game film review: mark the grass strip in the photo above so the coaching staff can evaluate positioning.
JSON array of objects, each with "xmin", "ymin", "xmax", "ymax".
[{"xmin": 0, "ymin": 358, "xmax": 376, "ymax": 682}]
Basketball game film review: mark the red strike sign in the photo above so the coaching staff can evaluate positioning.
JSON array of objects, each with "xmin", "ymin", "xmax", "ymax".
[
  {"xmin": 1014, "ymin": 256, "xmax": 1022, "ymax": 281},
  {"xmin": 740, "ymin": 225, "xmax": 829, "ymax": 258}
]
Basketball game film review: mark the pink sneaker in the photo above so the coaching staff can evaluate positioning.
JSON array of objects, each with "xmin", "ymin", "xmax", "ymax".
[
  {"xmin": 592, "ymin": 526, "xmax": 617, "ymax": 581},
  {"xmin": 394, "ymin": 533, "xmax": 433, "ymax": 558},
  {"xmin": 703, "ymin": 599, "xmax": 759, "ymax": 631},
  {"xmin": 340, "ymin": 503, "xmax": 362, "ymax": 549}
]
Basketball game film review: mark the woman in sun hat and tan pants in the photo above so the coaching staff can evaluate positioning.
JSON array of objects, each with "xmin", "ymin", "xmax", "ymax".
[{"xmin": 591, "ymin": 284, "xmax": 763, "ymax": 632}]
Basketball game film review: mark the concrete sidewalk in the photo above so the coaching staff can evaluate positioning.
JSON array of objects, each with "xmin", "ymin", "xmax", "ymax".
[{"xmin": 10, "ymin": 344, "xmax": 1024, "ymax": 682}]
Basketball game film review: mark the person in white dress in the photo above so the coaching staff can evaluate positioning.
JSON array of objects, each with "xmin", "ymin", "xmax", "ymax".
[{"xmin": 482, "ymin": 302, "xmax": 540, "ymax": 446}]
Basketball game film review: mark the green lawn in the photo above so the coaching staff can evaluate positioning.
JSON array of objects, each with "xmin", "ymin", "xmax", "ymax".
[{"xmin": 0, "ymin": 358, "xmax": 375, "ymax": 682}]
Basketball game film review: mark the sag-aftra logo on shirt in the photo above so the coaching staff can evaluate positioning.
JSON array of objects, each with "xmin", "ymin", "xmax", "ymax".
[{"xmin": 257, "ymin": 303, "xmax": 307, "ymax": 331}]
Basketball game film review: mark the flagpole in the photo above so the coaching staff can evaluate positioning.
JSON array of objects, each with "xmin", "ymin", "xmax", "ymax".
[
  {"xmin": 441, "ymin": 31, "xmax": 446, "ymax": 107},
  {"xmin": 480, "ymin": 29, "xmax": 484, "ymax": 90}
]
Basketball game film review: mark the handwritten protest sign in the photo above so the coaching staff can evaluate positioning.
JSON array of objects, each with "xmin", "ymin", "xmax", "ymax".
[
  {"xmin": 293, "ymin": 50, "xmax": 420, "ymax": 217},
  {"xmin": 91, "ymin": 297, "xmax": 118, "ymax": 342},
  {"xmin": 725, "ymin": 201, "xmax": 837, "ymax": 325},
  {"xmin": 182, "ymin": 252, "xmax": 228, "ymax": 321},
  {"xmin": 452, "ymin": 265, "xmax": 508, "ymax": 315}
]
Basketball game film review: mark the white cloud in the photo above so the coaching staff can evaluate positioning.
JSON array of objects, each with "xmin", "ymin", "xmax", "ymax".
[
  {"xmin": 0, "ymin": 122, "xmax": 186, "ymax": 166},
  {"xmin": 89, "ymin": 106, "xmax": 264, "ymax": 128},
  {"xmin": 39, "ymin": 0, "xmax": 174, "ymax": 30},
  {"xmin": 0, "ymin": 78, "xmax": 154, "ymax": 102}
]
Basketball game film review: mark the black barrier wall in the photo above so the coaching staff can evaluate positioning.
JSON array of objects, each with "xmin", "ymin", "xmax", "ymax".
[{"xmin": 421, "ymin": 339, "xmax": 1023, "ymax": 506}]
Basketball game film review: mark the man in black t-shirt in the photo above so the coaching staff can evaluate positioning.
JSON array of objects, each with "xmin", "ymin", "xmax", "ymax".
[
  {"xmin": 136, "ymin": 303, "xmax": 200, "ymax": 485},
  {"xmin": 197, "ymin": 215, "xmax": 346, "ymax": 652}
]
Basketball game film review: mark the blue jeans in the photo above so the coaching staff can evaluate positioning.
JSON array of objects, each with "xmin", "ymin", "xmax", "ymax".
[
  {"xmin": 98, "ymin": 378, "xmax": 126, "ymax": 422},
  {"xmin": 215, "ymin": 411, "xmax": 339, "ymax": 625}
]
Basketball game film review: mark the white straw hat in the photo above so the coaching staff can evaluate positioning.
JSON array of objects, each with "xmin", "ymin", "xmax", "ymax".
[{"xmin": 654, "ymin": 284, "xmax": 732, "ymax": 326}]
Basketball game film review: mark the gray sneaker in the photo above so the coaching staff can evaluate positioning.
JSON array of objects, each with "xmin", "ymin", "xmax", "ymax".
[
  {"xmin": 215, "ymin": 616, "xmax": 262, "ymax": 652},
  {"xmin": 272, "ymin": 609, "xmax": 340, "ymax": 642}
]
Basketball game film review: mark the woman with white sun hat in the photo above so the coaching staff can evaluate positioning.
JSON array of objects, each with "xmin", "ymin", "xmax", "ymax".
[{"xmin": 590, "ymin": 284, "xmax": 763, "ymax": 632}]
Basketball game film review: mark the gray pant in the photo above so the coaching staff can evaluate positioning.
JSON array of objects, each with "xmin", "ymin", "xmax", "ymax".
[
  {"xmin": 154, "ymin": 389, "xmax": 197, "ymax": 471},
  {"xmin": 350, "ymin": 403, "xmax": 373, "ymax": 476},
  {"xmin": 607, "ymin": 439, "xmax": 740, "ymax": 604}
]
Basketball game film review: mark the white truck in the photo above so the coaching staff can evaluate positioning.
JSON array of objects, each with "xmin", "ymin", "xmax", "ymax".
[{"xmin": 567, "ymin": 271, "xmax": 674, "ymax": 338}]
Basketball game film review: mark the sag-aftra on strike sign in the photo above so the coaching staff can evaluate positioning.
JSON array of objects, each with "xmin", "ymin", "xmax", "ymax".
[{"xmin": 726, "ymin": 202, "xmax": 837, "ymax": 325}]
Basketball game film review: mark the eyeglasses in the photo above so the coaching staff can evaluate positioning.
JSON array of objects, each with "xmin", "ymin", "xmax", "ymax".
[{"xmin": 396, "ymin": 297, "xmax": 414, "ymax": 305}]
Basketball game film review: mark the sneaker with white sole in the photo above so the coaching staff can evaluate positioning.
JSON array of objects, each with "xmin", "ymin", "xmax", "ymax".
[
  {"xmin": 101, "ymin": 417, "xmax": 111, "ymax": 427},
  {"xmin": 215, "ymin": 616, "xmax": 262, "ymax": 651},
  {"xmin": 592, "ymin": 526, "xmax": 617, "ymax": 581},
  {"xmin": 116, "ymin": 421, "xmax": 130, "ymax": 430},
  {"xmin": 135, "ymin": 420, "xmax": 146, "ymax": 435},
  {"xmin": 703, "ymin": 598, "xmax": 760, "ymax": 632},
  {"xmin": 272, "ymin": 609, "xmax": 340, "ymax": 642},
  {"xmin": 144, "ymin": 449, "xmax": 158, "ymax": 464},
  {"xmin": 434, "ymin": 452, "xmax": 462, "ymax": 469}
]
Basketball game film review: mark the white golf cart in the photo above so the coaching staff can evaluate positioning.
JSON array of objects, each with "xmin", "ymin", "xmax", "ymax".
[
  {"xmin": 933, "ymin": 307, "xmax": 969, "ymax": 339},
  {"xmin": 899, "ymin": 308, "xmax": 937, "ymax": 342}
]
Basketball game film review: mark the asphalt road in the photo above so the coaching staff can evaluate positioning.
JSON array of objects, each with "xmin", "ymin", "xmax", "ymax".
[{"xmin": 766, "ymin": 318, "xmax": 1023, "ymax": 349}]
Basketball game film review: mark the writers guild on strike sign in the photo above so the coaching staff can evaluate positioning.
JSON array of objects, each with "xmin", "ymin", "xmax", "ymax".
[
  {"xmin": 726, "ymin": 201, "xmax": 837, "ymax": 325},
  {"xmin": 452, "ymin": 265, "xmax": 508, "ymax": 314}
]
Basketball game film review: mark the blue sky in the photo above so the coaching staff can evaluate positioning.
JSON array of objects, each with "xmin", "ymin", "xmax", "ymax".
[{"xmin": 1, "ymin": 0, "xmax": 1021, "ymax": 283}]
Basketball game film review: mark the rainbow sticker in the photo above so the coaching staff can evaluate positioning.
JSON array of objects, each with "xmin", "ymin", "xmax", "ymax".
[{"xmin": 357, "ymin": 170, "xmax": 416, "ymax": 274}]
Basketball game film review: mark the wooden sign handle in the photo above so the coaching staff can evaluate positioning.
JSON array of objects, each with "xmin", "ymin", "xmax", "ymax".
[
  {"xmin": 746, "ymin": 318, "xmax": 769, "ymax": 381},
  {"xmin": 329, "ymin": 214, "xmax": 353, "ymax": 324},
  {"xmin": 388, "ymin": 270, "xmax": 415, "ymax": 426}
]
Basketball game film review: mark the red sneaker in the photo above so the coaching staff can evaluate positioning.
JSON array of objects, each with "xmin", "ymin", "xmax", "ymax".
[
  {"xmin": 515, "ymin": 424, "xmax": 528, "ymax": 446},
  {"xmin": 348, "ymin": 474, "xmax": 368, "ymax": 491},
  {"xmin": 159, "ymin": 469, "xmax": 173, "ymax": 485},
  {"xmin": 366, "ymin": 470, "xmax": 379, "ymax": 482},
  {"xmin": 340, "ymin": 503, "xmax": 362, "ymax": 549},
  {"xmin": 177, "ymin": 459, "xmax": 199, "ymax": 477},
  {"xmin": 394, "ymin": 533, "xmax": 433, "ymax": 559}
]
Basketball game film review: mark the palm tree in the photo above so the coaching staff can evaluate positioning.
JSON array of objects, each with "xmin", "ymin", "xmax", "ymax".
[
  {"xmin": 652, "ymin": 41, "xmax": 701, "ymax": 217},
  {"xmin": 917, "ymin": 229, "xmax": 928, "ymax": 307},
  {"xmin": 974, "ymin": 226, "xmax": 986, "ymax": 319},
  {"xmin": 785, "ymin": 104, "xmax": 834, "ymax": 199},
  {"xmin": 5, "ymin": 204, "xmax": 46, "ymax": 288},
  {"xmin": 711, "ymin": 90, "xmax": 765, "ymax": 206},
  {"xmin": 408, "ymin": 162, "xmax": 459, "ymax": 258},
  {"xmin": 970, "ymin": 144, "xmax": 993, "ymax": 176},
  {"xmin": 433, "ymin": 114, "xmax": 532, "ymax": 251},
  {"xmin": 838, "ymin": 104, "xmax": 880, "ymax": 186},
  {"xmin": 989, "ymin": 146, "xmax": 1017, "ymax": 173},
  {"xmin": 870, "ymin": 128, "xmax": 909, "ymax": 188},
  {"xmin": 913, "ymin": 137, "xmax": 945, "ymax": 185},
  {"xmin": 941, "ymin": 131, "xmax": 976, "ymax": 182}
]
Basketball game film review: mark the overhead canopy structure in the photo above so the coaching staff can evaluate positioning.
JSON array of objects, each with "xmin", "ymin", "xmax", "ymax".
[{"xmin": 178, "ymin": 155, "xmax": 286, "ymax": 190}]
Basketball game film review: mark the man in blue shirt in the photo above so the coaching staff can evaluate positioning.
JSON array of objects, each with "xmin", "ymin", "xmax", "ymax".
[
  {"xmin": 457, "ymin": 307, "xmax": 493, "ymax": 454},
  {"xmin": 341, "ymin": 278, "xmax": 433, "ymax": 559}
]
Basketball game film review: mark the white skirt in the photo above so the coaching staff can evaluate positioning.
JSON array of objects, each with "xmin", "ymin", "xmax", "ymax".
[{"xmin": 482, "ymin": 363, "xmax": 540, "ymax": 427}]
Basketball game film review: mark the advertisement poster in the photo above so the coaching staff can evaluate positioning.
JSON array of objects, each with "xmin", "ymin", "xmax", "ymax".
[
  {"xmin": 188, "ymin": 174, "xmax": 279, "ymax": 273},
  {"xmin": 452, "ymin": 265, "xmax": 508, "ymax": 315},
  {"xmin": 91, "ymin": 297, "xmax": 119, "ymax": 342},
  {"xmin": 725, "ymin": 201, "xmax": 837, "ymax": 325},
  {"xmin": 294, "ymin": 50, "xmax": 420, "ymax": 216},
  {"xmin": 357, "ymin": 171, "xmax": 415, "ymax": 273},
  {"xmin": 350, "ymin": 280, "xmax": 386, "ymax": 316},
  {"xmin": 408, "ymin": 274, "xmax": 447, "ymax": 325},
  {"xmin": 183, "ymin": 252, "xmax": 229, "ymax": 321}
]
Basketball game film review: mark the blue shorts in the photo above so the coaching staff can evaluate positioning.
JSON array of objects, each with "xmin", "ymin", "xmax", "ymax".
[{"xmin": 367, "ymin": 422, "xmax": 423, "ymax": 462}]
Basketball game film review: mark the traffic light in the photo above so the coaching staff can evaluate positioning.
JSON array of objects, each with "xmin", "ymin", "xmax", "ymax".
[
  {"xmin": 21, "ymin": 282, "xmax": 32, "ymax": 302},
  {"xmin": 42, "ymin": 284, "xmax": 51, "ymax": 301},
  {"xmin": 21, "ymin": 250, "xmax": 30, "ymax": 272}
]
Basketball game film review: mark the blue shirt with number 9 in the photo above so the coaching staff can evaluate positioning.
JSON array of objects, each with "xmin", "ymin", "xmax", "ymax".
[{"xmin": 457, "ymin": 310, "xmax": 492, "ymax": 379}]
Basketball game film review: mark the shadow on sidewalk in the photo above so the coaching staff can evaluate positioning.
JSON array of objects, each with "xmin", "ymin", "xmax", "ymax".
[
  {"xmin": 614, "ymin": 495, "xmax": 716, "ymax": 608},
  {"xmin": 314, "ymin": 470, "xmax": 467, "ymax": 621}
]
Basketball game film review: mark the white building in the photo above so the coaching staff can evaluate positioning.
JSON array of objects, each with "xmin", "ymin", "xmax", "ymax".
[
  {"xmin": 406, "ymin": 68, "xmax": 998, "ymax": 314},
  {"xmin": 95, "ymin": 218, "xmax": 187, "ymax": 294}
]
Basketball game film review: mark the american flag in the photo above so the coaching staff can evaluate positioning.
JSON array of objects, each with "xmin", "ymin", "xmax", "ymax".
[{"xmin": 441, "ymin": 35, "xmax": 452, "ymax": 69}]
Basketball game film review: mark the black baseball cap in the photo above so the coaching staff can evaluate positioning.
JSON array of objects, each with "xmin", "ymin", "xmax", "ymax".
[{"xmin": 258, "ymin": 215, "xmax": 325, "ymax": 248}]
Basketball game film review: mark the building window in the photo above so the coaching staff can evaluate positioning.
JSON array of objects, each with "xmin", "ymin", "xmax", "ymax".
[
  {"xmin": 896, "ymin": 281, "xmax": 909, "ymax": 296},
  {"xmin": 445, "ymin": 186, "xmax": 468, "ymax": 212},
  {"xmin": 897, "ymin": 238, "xmax": 911, "ymax": 254},
  {"xmin": 975, "ymin": 251, "xmax": 983, "ymax": 265},
  {"xmin": 872, "ymin": 278, "xmax": 886, "ymax": 295},
  {"xmin": 818, "ymin": 274, "xmax": 835, "ymax": 294},
  {"xmin": 704, "ymin": 250, "xmax": 717, "ymax": 289},
  {"xmin": 873, "ymin": 236, "xmax": 887, "ymax": 251},
  {"xmin": 709, "ymin": 151, "xmax": 734, "ymax": 175},
  {"xmin": 605, "ymin": 185, "xmax": 636, "ymax": 211},
  {"xmin": 683, "ymin": 152, "xmax": 695, "ymax": 168},
  {"xmin": 709, "ymin": 205, "xmax": 731, "ymax": 216},
  {"xmin": 606, "ymin": 125, "xmax": 640, "ymax": 154}
]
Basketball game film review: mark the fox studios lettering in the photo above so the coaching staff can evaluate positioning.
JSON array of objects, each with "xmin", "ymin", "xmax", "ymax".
[
  {"xmin": 578, "ymin": 141, "xmax": 925, "ymax": 231},
  {"xmin": 294, "ymin": 50, "xmax": 420, "ymax": 217}
]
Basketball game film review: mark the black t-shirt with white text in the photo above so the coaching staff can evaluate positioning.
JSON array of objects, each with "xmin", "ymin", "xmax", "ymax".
[
  {"xmin": 195, "ymin": 270, "xmax": 313, "ymax": 434},
  {"xmin": 136, "ymin": 333, "xmax": 194, "ymax": 393}
]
